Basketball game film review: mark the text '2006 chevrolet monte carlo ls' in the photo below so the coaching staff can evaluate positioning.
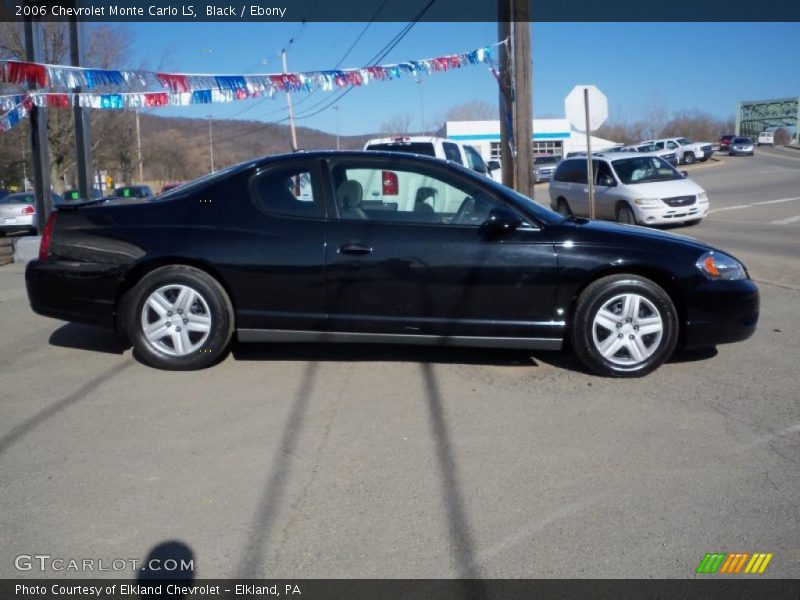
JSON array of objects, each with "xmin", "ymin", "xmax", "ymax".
[{"xmin": 26, "ymin": 151, "xmax": 759, "ymax": 377}]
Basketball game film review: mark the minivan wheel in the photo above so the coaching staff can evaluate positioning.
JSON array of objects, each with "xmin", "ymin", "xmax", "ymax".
[
  {"xmin": 570, "ymin": 274, "xmax": 679, "ymax": 377},
  {"xmin": 126, "ymin": 265, "xmax": 234, "ymax": 370},
  {"xmin": 615, "ymin": 203, "xmax": 637, "ymax": 225},
  {"xmin": 556, "ymin": 198, "xmax": 571, "ymax": 216},
  {"xmin": 683, "ymin": 153, "xmax": 695, "ymax": 165}
]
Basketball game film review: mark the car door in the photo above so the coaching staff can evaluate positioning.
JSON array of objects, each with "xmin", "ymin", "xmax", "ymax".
[
  {"xmin": 321, "ymin": 156, "xmax": 560, "ymax": 340},
  {"xmin": 211, "ymin": 160, "xmax": 328, "ymax": 332},
  {"xmin": 568, "ymin": 159, "xmax": 590, "ymax": 216},
  {"xmin": 593, "ymin": 159, "xmax": 619, "ymax": 220}
]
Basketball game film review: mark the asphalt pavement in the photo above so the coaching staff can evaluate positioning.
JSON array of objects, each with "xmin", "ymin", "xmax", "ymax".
[{"xmin": 1, "ymin": 149, "xmax": 798, "ymax": 580}]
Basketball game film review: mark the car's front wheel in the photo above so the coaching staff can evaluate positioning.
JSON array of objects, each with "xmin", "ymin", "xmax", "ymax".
[
  {"xmin": 125, "ymin": 265, "xmax": 234, "ymax": 370},
  {"xmin": 683, "ymin": 153, "xmax": 695, "ymax": 165},
  {"xmin": 615, "ymin": 203, "xmax": 637, "ymax": 225},
  {"xmin": 570, "ymin": 275, "xmax": 679, "ymax": 377}
]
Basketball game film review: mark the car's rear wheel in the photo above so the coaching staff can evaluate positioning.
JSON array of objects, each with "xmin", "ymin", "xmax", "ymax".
[
  {"xmin": 570, "ymin": 275, "xmax": 679, "ymax": 377},
  {"xmin": 125, "ymin": 265, "xmax": 234, "ymax": 370},
  {"xmin": 615, "ymin": 203, "xmax": 636, "ymax": 225},
  {"xmin": 556, "ymin": 197, "xmax": 571, "ymax": 216}
]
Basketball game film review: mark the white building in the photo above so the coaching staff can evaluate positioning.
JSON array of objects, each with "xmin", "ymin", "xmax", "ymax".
[{"xmin": 445, "ymin": 118, "xmax": 619, "ymax": 162}]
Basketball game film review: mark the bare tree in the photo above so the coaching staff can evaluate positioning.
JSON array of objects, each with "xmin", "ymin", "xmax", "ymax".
[{"xmin": 380, "ymin": 113, "xmax": 413, "ymax": 135}]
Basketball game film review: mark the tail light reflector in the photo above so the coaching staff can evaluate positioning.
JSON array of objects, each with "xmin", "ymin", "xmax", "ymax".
[
  {"xmin": 21, "ymin": 204, "xmax": 35, "ymax": 215},
  {"xmin": 39, "ymin": 212, "xmax": 57, "ymax": 260},
  {"xmin": 382, "ymin": 170, "xmax": 398, "ymax": 196}
]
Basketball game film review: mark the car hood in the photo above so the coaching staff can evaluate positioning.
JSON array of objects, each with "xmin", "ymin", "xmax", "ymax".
[
  {"xmin": 562, "ymin": 218, "xmax": 713, "ymax": 252},
  {"xmin": 622, "ymin": 178, "xmax": 705, "ymax": 197}
]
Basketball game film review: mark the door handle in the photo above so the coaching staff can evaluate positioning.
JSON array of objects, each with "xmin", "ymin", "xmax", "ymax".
[{"xmin": 339, "ymin": 242, "xmax": 373, "ymax": 256}]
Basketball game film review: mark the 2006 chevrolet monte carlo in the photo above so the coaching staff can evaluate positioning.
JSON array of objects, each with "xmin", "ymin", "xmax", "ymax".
[{"xmin": 25, "ymin": 151, "xmax": 759, "ymax": 377}]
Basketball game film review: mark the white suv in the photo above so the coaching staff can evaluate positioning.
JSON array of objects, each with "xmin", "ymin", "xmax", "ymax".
[{"xmin": 549, "ymin": 153, "xmax": 709, "ymax": 226}]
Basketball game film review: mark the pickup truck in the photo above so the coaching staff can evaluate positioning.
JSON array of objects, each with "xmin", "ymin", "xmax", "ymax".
[
  {"xmin": 641, "ymin": 137, "xmax": 714, "ymax": 165},
  {"xmin": 364, "ymin": 136, "xmax": 500, "ymax": 181}
]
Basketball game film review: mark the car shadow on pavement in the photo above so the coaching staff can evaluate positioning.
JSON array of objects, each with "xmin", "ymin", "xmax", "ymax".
[
  {"xmin": 231, "ymin": 341, "xmax": 539, "ymax": 367},
  {"xmin": 49, "ymin": 322, "xmax": 131, "ymax": 355}
]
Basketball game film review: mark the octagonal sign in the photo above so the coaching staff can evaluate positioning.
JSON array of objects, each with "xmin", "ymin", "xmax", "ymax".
[{"xmin": 565, "ymin": 85, "xmax": 608, "ymax": 132}]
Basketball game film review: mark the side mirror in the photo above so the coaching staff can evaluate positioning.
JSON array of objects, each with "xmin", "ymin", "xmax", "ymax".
[
  {"xmin": 681, "ymin": 171, "xmax": 689, "ymax": 179},
  {"xmin": 487, "ymin": 160, "xmax": 501, "ymax": 172},
  {"xmin": 599, "ymin": 175, "xmax": 616, "ymax": 187},
  {"xmin": 480, "ymin": 206, "xmax": 523, "ymax": 236}
]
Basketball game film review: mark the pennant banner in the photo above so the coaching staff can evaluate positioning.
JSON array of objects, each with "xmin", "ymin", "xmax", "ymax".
[{"xmin": 0, "ymin": 42, "xmax": 503, "ymax": 132}]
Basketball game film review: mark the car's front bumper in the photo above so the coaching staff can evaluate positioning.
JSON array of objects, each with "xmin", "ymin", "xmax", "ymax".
[
  {"xmin": 634, "ymin": 201, "xmax": 710, "ymax": 225},
  {"xmin": 682, "ymin": 279, "xmax": 759, "ymax": 348}
]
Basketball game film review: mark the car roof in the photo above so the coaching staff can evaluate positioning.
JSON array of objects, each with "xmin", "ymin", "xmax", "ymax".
[{"xmin": 365, "ymin": 136, "xmax": 450, "ymax": 146}]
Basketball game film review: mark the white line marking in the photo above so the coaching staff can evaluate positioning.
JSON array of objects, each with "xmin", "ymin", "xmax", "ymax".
[
  {"xmin": 709, "ymin": 196, "xmax": 800, "ymax": 214},
  {"xmin": 770, "ymin": 214, "xmax": 800, "ymax": 225}
]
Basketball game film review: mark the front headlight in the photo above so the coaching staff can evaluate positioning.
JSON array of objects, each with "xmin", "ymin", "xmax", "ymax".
[
  {"xmin": 633, "ymin": 198, "xmax": 661, "ymax": 206},
  {"xmin": 696, "ymin": 251, "xmax": 747, "ymax": 280},
  {"xmin": 697, "ymin": 192, "xmax": 708, "ymax": 202}
]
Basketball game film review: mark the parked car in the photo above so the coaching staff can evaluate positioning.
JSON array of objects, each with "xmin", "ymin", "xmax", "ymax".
[
  {"xmin": 533, "ymin": 155, "xmax": 561, "ymax": 183},
  {"xmin": 0, "ymin": 191, "xmax": 62, "ymax": 235},
  {"xmin": 63, "ymin": 188, "xmax": 104, "ymax": 202},
  {"xmin": 641, "ymin": 137, "xmax": 714, "ymax": 165},
  {"xmin": 26, "ymin": 151, "xmax": 758, "ymax": 377},
  {"xmin": 549, "ymin": 154, "xmax": 709, "ymax": 226},
  {"xmin": 161, "ymin": 182, "xmax": 184, "ymax": 194},
  {"xmin": 114, "ymin": 185, "xmax": 154, "ymax": 199},
  {"xmin": 757, "ymin": 131, "xmax": 774, "ymax": 146},
  {"xmin": 728, "ymin": 137, "xmax": 755, "ymax": 156},
  {"xmin": 364, "ymin": 136, "xmax": 500, "ymax": 181},
  {"xmin": 718, "ymin": 135, "xmax": 736, "ymax": 152}
]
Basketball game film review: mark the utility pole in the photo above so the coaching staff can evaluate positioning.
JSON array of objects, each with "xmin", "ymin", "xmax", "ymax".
[
  {"xmin": 282, "ymin": 49, "xmax": 299, "ymax": 151},
  {"xmin": 69, "ymin": 13, "xmax": 93, "ymax": 199},
  {"xmin": 135, "ymin": 109, "xmax": 143, "ymax": 182},
  {"xmin": 333, "ymin": 106, "xmax": 340, "ymax": 150},
  {"xmin": 24, "ymin": 17, "xmax": 51, "ymax": 232},
  {"xmin": 207, "ymin": 115, "xmax": 215, "ymax": 173},
  {"xmin": 497, "ymin": 0, "xmax": 533, "ymax": 197}
]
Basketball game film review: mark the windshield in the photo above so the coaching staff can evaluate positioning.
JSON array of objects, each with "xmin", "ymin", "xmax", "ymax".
[
  {"xmin": 676, "ymin": 138, "xmax": 692, "ymax": 145},
  {"xmin": 636, "ymin": 144, "xmax": 658, "ymax": 152},
  {"xmin": 733, "ymin": 137, "xmax": 751, "ymax": 144},
  {"xmin": 611, "ymin": 156, "xmax": 682, "ymax": 185},
  {"xmin": 534, "ymin": 156, "xmax": 559, "ymax": 165},
  {"xmin": 366, "ymin": 142, "xmax": 436, "ymax": 157}
]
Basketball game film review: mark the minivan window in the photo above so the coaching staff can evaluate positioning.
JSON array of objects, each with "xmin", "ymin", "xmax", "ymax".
[
  {"xmin": 366, "ymin": 143, "xmax": 436, "ymax": 157},
  {"xmin": 611, "ymin": 156, "xmax": 682, "ymax": 185}
]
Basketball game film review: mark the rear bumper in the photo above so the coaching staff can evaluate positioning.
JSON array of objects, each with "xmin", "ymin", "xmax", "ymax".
[
  {"xmin": 26, "ymin": 259, "xmax": 122, "ymax": 329},
  {"xmin": 682, "ymin": 279, "xmax": 759, "ymax": 348}
]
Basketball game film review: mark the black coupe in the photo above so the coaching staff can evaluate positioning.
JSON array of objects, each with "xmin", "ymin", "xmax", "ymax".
[{"xmin": 26, "ymin": 151, "xmax": 758, "ymax": 376}]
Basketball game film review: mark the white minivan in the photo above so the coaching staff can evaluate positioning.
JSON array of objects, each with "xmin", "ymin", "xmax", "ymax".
[
  {"xmin": 549, "ymin": 153, "xmax": 709, "ymax": 226},
  {"xmin": 757, "ymin": 131, "xmax": 774, "ymax": 146}
]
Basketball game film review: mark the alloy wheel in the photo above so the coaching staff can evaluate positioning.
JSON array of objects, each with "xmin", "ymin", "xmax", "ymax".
[
  {"xmin": 591, "ymin": 293, "xmax": 664, "ymax": 367},
  {"xmin": 140, "ymin": 284, "xmax": 212, "ymax": 356}
]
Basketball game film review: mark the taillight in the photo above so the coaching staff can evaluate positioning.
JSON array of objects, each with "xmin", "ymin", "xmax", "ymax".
[
  {"xmin": 21, "ymin": 204, "xmax": 35, "ymax": 215},
  {"xmin": 39, "ymin": 212, "xmax": 57, "ymax": 260},
  {"xmin": 382, "ymin": 170, "xmax": 398, "ymax": 196}
]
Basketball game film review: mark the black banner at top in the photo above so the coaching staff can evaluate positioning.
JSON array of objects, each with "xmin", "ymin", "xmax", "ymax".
[{"xmin": 2, "ymin": 0, "xmax": 800, "ymax": 22}]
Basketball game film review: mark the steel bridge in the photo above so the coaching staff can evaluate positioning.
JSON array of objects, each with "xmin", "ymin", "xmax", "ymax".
[{"xmin": 736, "ymin": 97, "xmax": 799, "ymax": 139}]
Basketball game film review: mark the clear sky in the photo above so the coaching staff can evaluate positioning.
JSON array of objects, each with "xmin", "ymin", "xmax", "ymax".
[{"xmin": 111, "ymin": 21, "xmax": 800, "ymax": 135}]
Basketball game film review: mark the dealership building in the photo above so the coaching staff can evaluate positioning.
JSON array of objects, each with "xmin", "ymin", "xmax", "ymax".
[{"xmin": 445, "ymin": 118, "xmax": 619, "ymax": 162}]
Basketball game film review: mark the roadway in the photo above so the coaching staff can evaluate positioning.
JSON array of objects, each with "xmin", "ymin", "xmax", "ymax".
[{"xmin": 0, "ymin": 149, "xmax": 798, "ymax": 580}]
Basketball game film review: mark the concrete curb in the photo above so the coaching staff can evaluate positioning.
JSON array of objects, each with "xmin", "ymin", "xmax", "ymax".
[{"xmin": 12, "ymin": 236, "xmax": 41, "ymax": 264}]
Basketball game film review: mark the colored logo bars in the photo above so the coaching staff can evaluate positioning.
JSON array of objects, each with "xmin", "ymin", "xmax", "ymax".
[{"xmin": 696, "ymin": 552, "xmax": 773, "ymax": 574}]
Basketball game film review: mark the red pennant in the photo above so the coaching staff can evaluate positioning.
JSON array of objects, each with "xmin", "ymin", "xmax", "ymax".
[
  {"xmin": 156, "ymin": 73, "xmax": 191, "ymax": 93},
  {"xmin": 6, "ymin": 61, "xmax": 48, "ymax": 87},
  {"xmin": 144, "ymin": 93, "xmax": 168, "ymax": 107}
]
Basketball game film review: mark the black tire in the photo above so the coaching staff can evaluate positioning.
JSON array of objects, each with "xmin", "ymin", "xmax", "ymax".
[
  {"xmin": 556, "ymin": 197, "xmax": 572, "ymax": 216},
  {"xmin": 615, "ymin": 203, "xmax": 637, "ymax": 225},
  {"xmin": 124, "ymin": 265, "xmax": 234, "ymax": 370},
  {"xmin": 570, "ymin": 274, "xmax": 679, "ymax": 378},
  {"xmin": 683, "ymin": 153, "xmax": 695, "ymax": 165}
]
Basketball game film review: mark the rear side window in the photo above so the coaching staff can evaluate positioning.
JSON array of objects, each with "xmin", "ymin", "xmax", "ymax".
[
  {"xmin": 250, "ymin": 165, "xmax": 323, "ymax": 219},
  {"xmin": 553, "ymin": 159, "xmax": 587, "ymax": 184},
  {"xmin": 442, "ymin": 142, "xmax": 464, "ymax": 165}
]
